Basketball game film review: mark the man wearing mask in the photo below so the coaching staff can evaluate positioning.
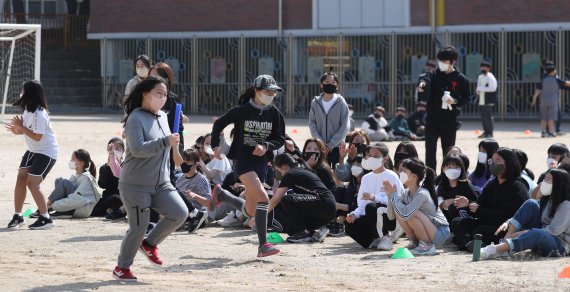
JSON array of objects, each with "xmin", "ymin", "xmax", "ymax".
[
  {"xmin": 418, "ymin": 46, "xmax": 470, "ymax": 171},
  {"xmin": 361, "ymin": 106, "xmax": 392, "ymax": 141},
  {"xmin": 476, "ymin": 61, "xmax": 498, "ymax": 138},
  {"xmin": 407, "ymin": 101, "xmax": 427, "ymax": 139}
]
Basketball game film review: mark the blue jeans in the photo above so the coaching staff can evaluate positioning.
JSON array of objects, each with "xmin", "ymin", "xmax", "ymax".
[{"xmin": 507, "ymin": 200, "xmax": 566, "ymax": 257}]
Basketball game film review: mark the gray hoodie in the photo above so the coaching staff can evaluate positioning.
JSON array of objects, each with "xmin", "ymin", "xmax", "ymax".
[
  {"xmin": 120, "ymin": 108, "xmax": 172, "ymax": 191},
  {"xmin": 308, "ymin": 94, "xmax": 349, "ymax": 149}
]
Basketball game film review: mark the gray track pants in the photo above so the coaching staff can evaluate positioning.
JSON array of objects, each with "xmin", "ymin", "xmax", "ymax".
[{"xmin": 117, "ymin": 182, "xmax": 188, "ymax": 269}]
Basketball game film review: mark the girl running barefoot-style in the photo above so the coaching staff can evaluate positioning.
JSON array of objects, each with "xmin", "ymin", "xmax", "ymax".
[
  {"xmin": 5, "ymin": 80, "xmax": 58, "ymax": 229},
  {"xmin": 210, "ymin": 75, "xmax": 285, "ymax": 257}
]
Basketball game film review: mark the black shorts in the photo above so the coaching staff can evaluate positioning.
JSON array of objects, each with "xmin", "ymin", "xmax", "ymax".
[
  {"xmin": 19, "ymin": 151, "xmax": 56, "ymax": 179},
  {"xmin": 233, "ymin": 159, "xmax": 268, "ymax": 184}
]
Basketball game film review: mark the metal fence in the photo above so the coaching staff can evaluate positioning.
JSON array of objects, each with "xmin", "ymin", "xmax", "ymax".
[{"xmin": 101, "ymin": 30, "xmax": 570, "ymax": 119}]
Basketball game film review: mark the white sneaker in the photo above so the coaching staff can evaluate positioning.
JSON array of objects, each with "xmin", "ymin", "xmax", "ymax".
[
  {"xmin": 410, "ymin": 241, "xmax": 437, "ymax": 255},
  {"xmin": 218, "ymin": 211, "xmax": 242, "ymax": 227},
  {"xmin": 369, "ymin": 237, "xmax": 382, "ymax": 249},
  {"xmin": 480, "ymin": 244, "xmax": 510, "ymax": 260},
  {"xmin": 377, "ymin": 236, "xmax": 394, "ymax": 251},
  {"xmin": 391, "ymin": 224, "xmax": 404, "ymax": 243}
]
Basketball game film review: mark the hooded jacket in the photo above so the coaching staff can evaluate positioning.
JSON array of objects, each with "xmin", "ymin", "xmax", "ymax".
[
  {"xmin": 308, "ymin": 94, "xmax": 349, "ymax": 149},
  {"xmin": 418, "ymin": 68, "xmax": 470, "ymax": 121}
]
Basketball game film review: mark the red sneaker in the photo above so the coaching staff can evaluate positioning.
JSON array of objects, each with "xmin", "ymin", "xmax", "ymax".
[
  {"xmin": 209, "ymin": 184, "xmax": 222, "ymax": 211},
  {"xmin": 112, "ymin": 266, "xmax": 137, "ymax": 282},
  {"xmin": 139, "ymin": 241, "xmax": 163, "ymax": 266}
]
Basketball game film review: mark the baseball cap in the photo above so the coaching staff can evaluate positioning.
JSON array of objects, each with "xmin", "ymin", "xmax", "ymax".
[{"xmin": 253, "ymin": 75, "xmax": 283, "ymax": 92}]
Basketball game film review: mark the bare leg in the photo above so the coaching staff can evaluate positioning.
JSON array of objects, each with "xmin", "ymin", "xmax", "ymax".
[
  {"xmin": 14, "ymin": 168, "xmax": 29, "ymax": 213},
  {"xmin": 406, "ymin": 217, "xmax": 431, "ymax": 242},
  {"xmin": 540, "ymin": 120, "xmax": 546, "ymax": 132},
  {"xmin": 396, "ymin": 217, "xmax": 416, "ymax": 241},
  {"xmin": 239, "ymin": 172, "xmax": 268, "ymax": 216},
  {"xmin": 412, "ymin": 211, "xmax": 438, "ymax": 242},
  {"xmin": 547, "ymin": 120, "xmax": 555, "ymax": 133},
  {"xmin": 26, "ymin": 175, "xmax": 48, "ymax": 214}
]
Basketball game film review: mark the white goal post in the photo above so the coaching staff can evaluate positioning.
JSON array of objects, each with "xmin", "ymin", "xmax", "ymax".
[{"xmin": 0, "ymin": 23, "xmax": 41, "ymax": 122}]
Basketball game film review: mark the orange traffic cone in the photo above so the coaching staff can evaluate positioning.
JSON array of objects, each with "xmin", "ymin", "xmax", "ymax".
[
  {"xmin": 524, "ymin": 130, "xmax": 531, "ymax": 135},
  {"xmin": 291, "ymin": 128, "xmax": 299, "ymax": 134},
  {"xmin": 474, "ymin": 129, "xmax": 482, "ymax": 136},
  {"xmin": 559, "ymin": 266, "xmax": 570, "ymax": 278}
]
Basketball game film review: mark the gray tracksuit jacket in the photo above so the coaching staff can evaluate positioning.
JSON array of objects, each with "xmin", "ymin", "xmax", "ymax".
[{"xmin": 308, "ymin": 94, "xmax": 349, "ymax": 149}]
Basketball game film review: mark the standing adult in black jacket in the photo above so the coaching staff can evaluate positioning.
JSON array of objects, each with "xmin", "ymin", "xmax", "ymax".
[{"xmin": 418, "ymin": 46, "xmax": 470, "ymax": 171}]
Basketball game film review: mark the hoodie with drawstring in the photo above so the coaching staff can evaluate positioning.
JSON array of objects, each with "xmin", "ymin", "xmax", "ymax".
[{"xmin": 308, "ymin": 94, "xmax": 349, "ymax": 149}]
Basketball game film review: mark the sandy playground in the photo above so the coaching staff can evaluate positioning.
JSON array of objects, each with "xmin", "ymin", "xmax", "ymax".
[{"xmin": 0, "ymin": 114, "xmax": 569, "ymax": 291}]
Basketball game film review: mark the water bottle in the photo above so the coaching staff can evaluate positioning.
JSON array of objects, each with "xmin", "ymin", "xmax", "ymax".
[{"xmin": 472, "ymin": 234, "xmax": 482, "ymax": 261}]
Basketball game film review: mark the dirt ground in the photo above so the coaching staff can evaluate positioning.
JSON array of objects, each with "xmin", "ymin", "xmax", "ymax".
[{"xmin": 0, "ymin": 114, "xmax": 569, "ymax": 291}]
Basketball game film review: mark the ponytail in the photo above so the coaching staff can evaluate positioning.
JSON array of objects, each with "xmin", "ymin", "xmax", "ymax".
[
  {"xmin": 402, "ymin": 158, "xmax": 438, "ymax": 210},
  {"xmin": 238, "ymin": 87, "xmax": 256, "ymax": 105},
  {"xmin": 422, "ymin": 167, "xmax": 438, "ymax": 210},
  {"xmin": 88, "ymin": 159, "xmax": 97, "ymax": 178},
  {"xmin": 73, "ymin": 149, "xmax": 97, "ymax": 178}
]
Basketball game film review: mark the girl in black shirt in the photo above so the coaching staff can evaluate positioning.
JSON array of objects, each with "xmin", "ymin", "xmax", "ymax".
[
  {"xmin": 436, "ymin": 155, "xmax": 478, "ymax": 224},
  {"xmin": 301, "ymin": 138, "xmax": 336, "ymax": 192}
]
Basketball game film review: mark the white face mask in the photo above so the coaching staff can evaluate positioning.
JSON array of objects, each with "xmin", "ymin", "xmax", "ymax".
[
  {"xmin": 478, "ymin": 152, "xmax": 488, "ymax": 164},
  {"xmin": 546, "ymin": 158, "xmax": 558, "ymax": 169},
  {"xmin": 205, "ymin": 146, "xmax": 215, "ymax": 156},
  {"xmin": 444, "ymin": 168, "xmax": 461, "ymax": 180},
  {"xmin": 149, "ymin": 96, "xmax": 167, "ymax": 112},
  {"xmin": 438, "ymin": 61, "xmax": 450, "ymax": 72},
  {"xmin": 399, "ymin": 171, "xmax": 409, "ymax": 184},
  {"xmin": 540, "ymin": 181, "xmax": 552, "ymax": 196},
  {"xmin": 114, "ymin": 150, "xmax": 124, "ymax": 159},
  {"xmin": 136, "ymin": 67, "xmax": 149, "ymax": 78},
  {"xmin": 259, "ymin": 93, "xmax": 275, "ymax": 106},
  {"xmin": 362, "ymin": 157, "xmax": 383, "ymax": 170},
  {"xmin": 351, "ymin": 165, "xmax": 363, "ymax": 177},
  {"xmin": 68, "ymin": 160, "xmax": 77, "ymax": 170}
]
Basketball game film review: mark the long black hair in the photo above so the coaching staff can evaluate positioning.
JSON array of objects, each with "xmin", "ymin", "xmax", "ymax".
[
  {"xmin": 401, "ymin": 158, "xmax": 438, "ymax": 210},
  {"xmin": 494, "ymin": 147, "xmax": 521, "ymax": 180},
  {"xmin": 473, "ymin": 138, "xmax": 499, "ymax": 179},
  {"xmin": 439, "ymin": 154, "xmax": 468, "ymax": 189},
  {"xmin": 274, "ymin": 153, "xmax": 311, "ymax": 171},
  {"xmin": 394, "ymin": 141, "xmax": 419, "ymax": 169},
  {"xmin": 541, "ymin": 168, "xmax": 570, "ymax": 218},
  {"xmin": 74, "ymin": 149, "xmax": 96, "ymax": 178},
  {"xmin": 122, "ymin": 76, "xmax": 167, "ymax": 126},
  {"xmin": 366, "ymin": 142, "xmax": 394, "ymax": 171},
  {"xmin": 238, "ymin": 87, "xmax": 257, "ymax": 105},
  {"xmin": 513, "ymin": 148, "xmax": 534, "ymax": 180},
  {"xmin": 12, "ymin": 80, "xmax": 48, "ymax": 112}
]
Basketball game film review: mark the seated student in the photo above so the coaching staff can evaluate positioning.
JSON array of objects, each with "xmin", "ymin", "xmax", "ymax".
[
  {"xmin": 301, "ymin": 138, "xmax": 336, "ymax": 192},
  {"xmin": 393, "ymin": 141, "xmax": 420, "ymax": 170},
  {"xmin": 361, "ymin": 106, "xmax": 393, "ymax": 141},
  {"xmin": 197, "ymin": 133, "xmax": 232, "ymax": 186},
  {"xmin": 385, "ymin": 158, "xmax": 450, "ymax": 255},
  {"xmin": 337, "ymin": 130, "xmax": 371, "ymax": 177},
  {"xmin": 437, "ymin": 155, "xmax": 478, "ymax": 225},
  {"xmin": 531, "ymin": 143, "xmax": 570, "ymax": 199},
  {"xmin": 513, "ymin": 149, "xmax": 536, "ymax": 198},
  {"xmin": 46, "ymin": 149, "xmax": 101, "ymax": 218},
  {"xmin": 469, "ymin": 138, "xmax": 499, "ymax": 192},
  {"xmin": 345, "ymin": 143, "xmax": 403, "ymax": 251},
  {"xmin": 480, "ymin": 168, "xmax": 570, "ymax": 259},
  {"xmin": 452, "ymin": 147, "xmax": 527, "ymax": 251},
  {"xmin": 407, "ymin": 101, "xmax": 427, "ymax": 139},
  {"xmin": 193, "ymin": 135, "xmax": 211, "ymax": 165},
  {"xmin": 389, "ymin": 107, "xmax": 417, "ymax": 141},
  {"xmin": 91, "ymin": 137, "xmax": 125, "ymax": 218}
]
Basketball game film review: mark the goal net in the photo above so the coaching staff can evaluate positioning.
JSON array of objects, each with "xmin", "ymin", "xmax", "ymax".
[{"xmin": 0, "ymin": 24, "xmax": 41, "ymax": 122}]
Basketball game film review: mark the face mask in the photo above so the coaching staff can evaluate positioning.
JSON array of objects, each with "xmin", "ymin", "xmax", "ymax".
[
  {"xmin": 349, "ymin": 110, "xmax": 354, "ymax": 117},
  {"xmin": 303, "ymin": 152, "xmax": 320, "ymax": 162},
  {"xmin": 444, "ymin": 168, "xmax": 462, "ymax": 180},
  {"xmin": 546, "ymin": 157, "xmax": 558, "ymax": 169},
  {"xmin": 374, "ymin": 113, "xmax": 382, "ymax": 119},
  {"xmin": 149, "ymin": 96, "xmax": 167, "ymax": 112},
  {"xmin": 396, "ymin": 114, "xmax": 405, "ymax": 119},
  {"xmin": 489, "ymin": 162, "xmax": 505, "ymax": 176},
  {"xmin": 180, "ymin": 163, "xmax": 194, "ymax": 174},
  {"xmin": 540, "ymin": 181, "xmax": 552, "ymax": 196},
  {"xmin": 205, "ymin": 146, "xmax": 214, "ymax": 156},
  {"xmin": 399, "ymin": 171, "xmax": 409, "ymax": 184},
  {"xmin": 478, "ymin": 152, "xmax": 488, "ymax": 164},
  {"xmin": 259, "ymin": 93, "xmax": 275, "ymax": 105},
  {"xmin": 362, "ymin": 157, "xmax": 383, "ymax": 170},
  {"xmin": 136, "ymin": 67, "xmax": 149, "ymax": 78},
  {"xmin": 351, "ymin": 165, "xmax": 363, "ymax": 177},
  {"xmin": 481, "ymin": 69, "xmax": 488, "ymax": 75},
  {"xmin": 114, "ymin": 150, "xmax": 124, "ymax": 159},
  {"xmin": 68, "ymin": 160, "xmax": 77, "ymax": 170},
  {"xmin": 322, "ymin": 84, "xmax": 337, "ymax": 94},
  {"xmin": 438, "ymin": 61, "xmax": 450, "ymax": 72}
]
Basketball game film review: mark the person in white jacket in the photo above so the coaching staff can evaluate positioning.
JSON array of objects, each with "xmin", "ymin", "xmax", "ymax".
[
  {"xmin": 476, "ymin": 61, "xmax": 498, "ymax": 138},
  {"xmin": 45, "ymin": 149, "xmax": 101, "ymax": 218},
  {"xmin": 361, "ymin": 106, "xmax": 393, "ymax": 141}
]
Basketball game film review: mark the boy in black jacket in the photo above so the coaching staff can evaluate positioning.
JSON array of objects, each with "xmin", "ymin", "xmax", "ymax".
[{"xmin": 418, "ymin": 46, "xmax": 470, "ymax": 171}]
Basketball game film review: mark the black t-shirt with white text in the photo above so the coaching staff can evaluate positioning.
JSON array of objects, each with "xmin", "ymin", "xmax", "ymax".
[{"xmin": 279, "ymin": 168, "xmax": 333, "ymax": 197}]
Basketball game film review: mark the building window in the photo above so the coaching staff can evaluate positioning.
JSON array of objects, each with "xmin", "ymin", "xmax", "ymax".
[
  {"xmin": 317, "ymin": 0, "xmax": 409, "ymax": 29},
  {"xmin": 26, "ymin": 0, "xmax": 58, "ymax": 14}
]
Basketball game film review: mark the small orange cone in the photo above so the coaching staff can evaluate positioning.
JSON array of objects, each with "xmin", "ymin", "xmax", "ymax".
[
  {"xmin": 291, "ymin": 128, "xmax": 299, "ymax": 134},
  {"xmin": 474, "ymin": 129, "xmax": 482, "ymax": 135},
  {"xmin": 524, "ymin": 130, "xmax": 531, "ymax": 135},
  {"xmin": 559, "ymin": 266, "xmax": 570, "ymax": 278}
]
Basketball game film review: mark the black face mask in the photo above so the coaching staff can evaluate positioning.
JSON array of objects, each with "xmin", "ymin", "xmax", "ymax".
[
  {"xmin": 322, "ymin": 84, "xmax": 337, "ymax": 94},
  {"xmin": 352, "ymin": 143, "xmax": 367, "ymax": 155},
  {"xmin": 489, "ymin": 162, "xmax": 504, "ymax": 177},
  {"xmin": 181, "ymin": 163, "xmax": 194, "ymax": 173},
  {"xmin": 373, "ymin": 113, "xmax": 382, "ymax": 119},
  {"xmin": 396, "ymin": 114, "xmax": 405, "ymax": 119},
  {"xmin": 303, "ymin": 152, "xmax": 320, "ymax": 162},
  {"xmin": 481, "ymin": 69, "xmax": 488, "ymax": 75}
]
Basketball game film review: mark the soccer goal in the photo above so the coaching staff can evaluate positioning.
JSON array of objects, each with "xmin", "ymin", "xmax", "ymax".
[{"xmin": 0, "ymin": 23, "xmax": 41, "ymax": 122}]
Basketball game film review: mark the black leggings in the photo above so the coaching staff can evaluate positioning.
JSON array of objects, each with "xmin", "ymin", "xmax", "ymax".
[
  {"xmin": 90, "ymin": 195, "xmax": 123, "ymax": 217},
  {"xmin": 278, "ymin": 193, "xmax": 337, "ymax": 236},
  {"xmin": 451, "ymin": 217, "xmax": 504, "ymax": 248},
  {"xmin": 345, "ymin": 203, "xmax": 396, "ymax": 248}
]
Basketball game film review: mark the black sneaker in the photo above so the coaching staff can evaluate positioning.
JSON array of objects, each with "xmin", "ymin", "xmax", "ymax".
[
  {"xmin": 327, "ymin": 222, "xmax": 345, "ymax": 237},
  {"xmin": 28, "ymin": 215, "xmax": 54, "ymax": 230},
  {"xmin": 105, "ymin": 208, "xmax": 126, "ymax": 220},
  {"xmin": 7, "ymin": 214, "xmax": 25, "ymax": 228},
  {"xmin": 286, "ymin": 230, "xmax": 312, "ymax": 243},
  {"xmin": 187, "ymin": 211, "xmax": 208, "ymax": 233},
  {"xmin": 548, "ymin": 132, "xmax": 556, "ymax": 138},
  {"xmin": 50, "ymin": 210, "xmax": 75, "ymax": 219},
  {"xmin": 29, "ymin": 210, "xmax": 40, "ymax": 219},
  {"xmin": 541, "ymin": 132, "xmax": 547, "ymax": 138}
]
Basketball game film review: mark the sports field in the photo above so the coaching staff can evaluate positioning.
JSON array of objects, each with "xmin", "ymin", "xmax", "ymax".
[{"xmin": 0, "ymin": 114, "xmax": 568, "ymax": 291}]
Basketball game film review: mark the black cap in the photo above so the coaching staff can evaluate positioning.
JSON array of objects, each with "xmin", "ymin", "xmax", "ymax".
[{"xmin": 253, "ymin": 75, "xmax": 283, "ymax": 92}]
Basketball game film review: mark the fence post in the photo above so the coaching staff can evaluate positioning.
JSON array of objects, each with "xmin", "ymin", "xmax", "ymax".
[
  {"xmin": 498, "ymin": 29, "xmax": 506, "ymax": 121},
  {"xmin": 146, "ymin": 36, "xmax": 152, "ymax": 61},
  {"xmin": 389, "ymin": 32, "xmax": 397, "ymax": 114},
  {"xmin": 286, "ymin": 34, "xmax": 294, "ymax": 117},
  {"xmin": 557, "ymin": 28, "xmax": 566, "ymax": 120},
  {"xmin": 338, "ymin": 32, "xmax": 344, "ymax": 90},
  {"xmin": 102, "ymin": 38, "xmax": 107, "ymax": 107},
  {"xmin": 191, "ymin": 35, "xmax": 198, "ymax": 115}
]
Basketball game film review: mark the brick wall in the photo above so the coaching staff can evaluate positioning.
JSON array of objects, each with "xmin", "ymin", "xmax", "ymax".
[
  {"xmin": 411, "ymin": 0, "xmax": 570, "ymax": 26},
  {"xmin": 89, "ymin": 0, "xmax": 311, "ymax": 33}
]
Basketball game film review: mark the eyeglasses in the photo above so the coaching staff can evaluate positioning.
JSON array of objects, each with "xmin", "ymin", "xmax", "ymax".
[{"xmin": 487, "ymin": 159, "xmax": 503, "ymax": 165}]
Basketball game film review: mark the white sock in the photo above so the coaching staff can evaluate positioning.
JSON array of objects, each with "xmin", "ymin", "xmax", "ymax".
[
  {"xmin": 41, "ymin": 213, "xmax": 50, "ymax": 219},
  {"xmin": 189, "ymin": 209, "xmax": 199, "ymax": 218},
  {"xmin": 15, "ymin": 212, "xmax": 22, "ymax": 216}
]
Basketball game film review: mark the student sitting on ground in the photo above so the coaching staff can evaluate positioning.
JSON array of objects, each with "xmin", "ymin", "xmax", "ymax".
[
  {"xmin": 361, "ymin": 106, "xmax": 393, "ymax": 141},
  {"xmin": 91, "ymin": 137, "xmax": 125, "ymax": 218},
  {"xmin": 197, "ymin": 133, "xmax": 232, "ymax": 186},
  {"xmin": 389, "ymin": 107, "xmax": 417, "ymax": 141},
  {"xmin": 436, "ymin": 155, "xmax": 478, "ymax": 225},
  {"xmin": 301, "ymin": 138, "xmax": 336, "ymax": 193},
  {"xmin": 407, "ymin": 101, "xmax": 427, "ymax": 139}
]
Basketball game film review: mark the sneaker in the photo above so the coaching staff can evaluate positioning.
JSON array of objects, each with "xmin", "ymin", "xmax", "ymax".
[
  {"xmin": 209, "ymin": 184, "xmax": 223, "ymax": 211},
  {"xmin": 480, "ymin": 244, "xmax": 510, "ymax": 260},
  {"xmin": 327, "ymin": 222, "xmax": 345, "ymax": 237},
  {"xmin": 541, "ymin": 132, "xmax": 547, "ymax": 138},
  {"xmin": 377, "ymin": 236, "xmax": 394, "ymax": 251},
  {"xmin": 311, "ymin": 225, "xmax": 329, "ymax": 243},
  {"xmin": 187, "ymin": 211, "xmax": 208, "ymax": 233},
  {"xmin": 105, "ymin": 208, "xmax": 126, "ymax": 220},
  {"xmin": 145, "ymin": 222, "xmax": 156, "ymax": 235},
  {"xmin": 29, "ymin": 210, "xmax": 40, "ymax": 219},
  {"xmin": 548, "ymin": 132, "xmax": 556, "ymax": 137},
  {"xmin": 465, "ymin": 240, "xmax": 475, "ymax": 253},
  {"xmin": 218, "ymin": 211, "xmax": 242, "ymax": 228},
  {"xmin": 286, "ymin": 230, "xmax": 312, "ymax": 243},
  {"xmin": 405, "ymin": 238, "xmax": 419, "ymax": 250},
  {"xmin": 410, "ymin": 241, "xmax": 437, "ymax": 255},
  {"xmin": 556, "ymin": 132, "xmax": 566, "ymax": 136},
  {"xmin": 7, "ymin": 214, "xmax": 25, "ymax": 228},
  {"xmin": 28, "ymin": 215, "xmax": 54, "ymax": 230},
  {"xmin": 257, "ymin": 242, "xmax": 280, "ymax": 257},
  {"xmin": 477, "ymin": 133, "xmax": 488, "ymax": 139},
  {"xmin": 50, "ymin": 210, "xmax": 75, "ymax": 219},
  {"xmin": 368, "ymin": 237, "xmax": 382, "ymax": 249},
  {"xmin": 112, "ymin": 266, "xmax": 137, "ymax": 282},
  {"xmin": 391, "ymin": 224, "xmax": 404, "ymax": 243},
  {"xmin": 138, "ymin": 240, "xmax": 163, "ymax": 266}
]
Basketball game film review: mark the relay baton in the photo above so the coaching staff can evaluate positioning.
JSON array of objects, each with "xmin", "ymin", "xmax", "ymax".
[{"xmin": 173, "ymin": 103, "xmax": 182, "ymax": 134}]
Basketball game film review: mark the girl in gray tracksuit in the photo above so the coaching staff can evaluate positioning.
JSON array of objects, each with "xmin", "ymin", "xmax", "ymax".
[{"xmin": 113, "ymin": 77, "xmax": 188, "ymax": 282}]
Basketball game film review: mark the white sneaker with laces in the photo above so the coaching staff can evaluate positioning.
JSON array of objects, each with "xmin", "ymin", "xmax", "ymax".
[
  {"xmin": 410, "ymin": 241, "xmax": 437, "ymax": 255},
  {"xmin": 480, "ymin": 244, "xmax": 510, "ymax": 260},
  {"xmin": 369, "ymin": 237, "xmax": 382, "ymax": 249},
  {"xmin": 218, "ymin": 211, "xmax": 242, "ymax": 227},
  {"xmin": 377, "ymin": 236, "xmax": 394, "ymax": 251}
]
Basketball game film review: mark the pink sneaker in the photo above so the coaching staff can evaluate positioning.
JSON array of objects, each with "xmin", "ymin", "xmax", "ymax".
[
  {"xmin": 257, "ymin": 242, "xmax": 280, "ymax": 257},
  {"xmin": 112, "ymin": 266, "xmax": 137, "ymax": 282},
  {"xmin": 139, "ymin": 241, "xmax": 163, "ymax": 266}
]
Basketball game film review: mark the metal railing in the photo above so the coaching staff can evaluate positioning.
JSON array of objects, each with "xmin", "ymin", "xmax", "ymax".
[
  {"xmin": 101, "ymin": 30, "xmax": 570, "ymax": 119},
  {"xmin": 1, "ymin": 13, "xmax": 95, "ymax": 48}
]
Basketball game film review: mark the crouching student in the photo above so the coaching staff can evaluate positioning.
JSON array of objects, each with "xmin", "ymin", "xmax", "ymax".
[
  {"xmin": 385, "ymin": 158, "xmax": 450, "ymax": 255},
  {"xmin": 47, "ymin": 149, "xmax": 101, "ymax": 218},
  {"xmin": 91, "ymin": 137, "xmax": 124, "ymax": 218},
  {"xmin": 480, "ymin": 168, "xmax": 570, "ymax": 259},
  {"xmin": 345, "ymin": 143, "xmax": 403, "ymax": 251}
]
